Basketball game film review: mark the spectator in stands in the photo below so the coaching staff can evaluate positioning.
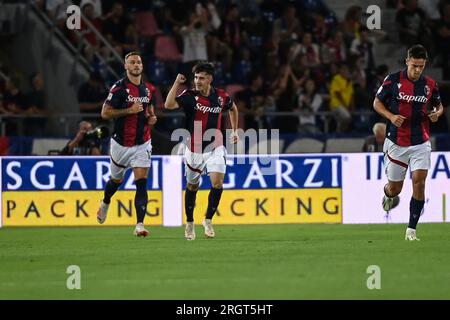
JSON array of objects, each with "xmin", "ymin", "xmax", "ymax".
[
  {"xmin": 25, "ymin": 73, "xmax": 46, "ymax": 115},
  {"xmin": 103, "ymin": 2, "xmax": 130, "ymax": 55},
  {"xmin": 341, "ymin": 6, "xmax": 363, "ymax": 46},
  {"xmin": 60, "ymin": 121, "xmax": 102, "ymax": 155},
  {"xmin": 396, "ymin": 0, "xmax": 432, "ymax": 48},
  {"xmin": 329, "ymin": 63, "xmax": 354, "ymax": 133},
  {"xmin": 362, "ymin": 122, "xmax": 386, "ymax": 152},
  {"xmin": 219, "ymin": 4, "xmax": 243, "ymax": 55},
  {"xmin": 349, "ymin": 26, "xmax": 375, "ymax": 78},
  {"xmin": 271, "ymin": 64, "xmax": 300, "ymax": 133},
  {"xmin": 45, "ymin": 0, "xmax": 73, "ymax": 31},
  {"xmin": 78, "ymin": 72, "xmax": 107, "ymax": 116},
  {"xmin": 273, "ymin": 4, "xmax": 302, "ymax": 43},
  {"xmin": 297, "ymin": 78, "xmax": 323, "ymax": 134},
  {"xmin": 235, "ymin": 72, "xmax": 272, "ymax": 130},
  {"xmin": 3, "ymin": 77, "xmax": 26, "ymax": 114},
  {"xmin": 232, "ymin": 47, "xmax": 252, "ymax": 84},
  {"xmin": 369, "ymin": 64, "xmax": 389, "ymax": 98},
  {"xmin": 322, "ymin": 30, "xmax": 347, "ymax": 64},
  {"xmin": 436, "ymin": 3, "xmax": 450, "ymax": 79},
  {"xmin": 80, "ymin": 0, "xmax": 103, "ymax": 19},
  {"xmin": 296, "ymin": 32, "xmax": 321, "ymax": 68},
  {"xmin": 76, "ymin": 2, "xmax": 103, "ymax": 64},
  {"xmin": 180, "ymin": 9, "xmax": 210, "ymax": 82},
  {"xmin": 23, "ymin": 73, "xmax": 47, "ymax": 136},
  {"xmin": 350, "ymin": 56, "xmax": 372, "ymax": 132},
  {"xmin": 0, "ymin": 83, "xmax": 6, "ymax": 114},
  {"xmin": 309, "ymin": 12, "xmax": 331, "ymax": 44}
]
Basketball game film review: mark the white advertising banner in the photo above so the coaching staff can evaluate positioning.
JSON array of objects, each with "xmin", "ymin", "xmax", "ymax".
[{"xmin": 342, "ymin": 153, "xmax": 450, "ymax": 224}]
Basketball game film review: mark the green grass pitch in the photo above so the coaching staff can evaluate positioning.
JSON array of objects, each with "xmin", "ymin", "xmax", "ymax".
[{"xmin": 1, "ymin": 224, "xmax": 450, "ymax": 299}]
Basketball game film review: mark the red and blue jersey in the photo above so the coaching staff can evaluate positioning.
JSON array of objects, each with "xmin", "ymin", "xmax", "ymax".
[
  {"xmin": 376, "ymin": 69, "xmax": 441, "ymax": 147},
  {"xmin": 104, "ymin": 77, "xmax": 156, "ymax": 147},
  {"xmin": 176, "ymin": 87, "xmax": 233, "ymax": 153}
]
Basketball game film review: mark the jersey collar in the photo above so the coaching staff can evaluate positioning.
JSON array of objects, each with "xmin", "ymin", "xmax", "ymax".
[
  {"xmin": 402, "ymin": 69, "xmax": 424, "ymax": 83},
  {"xmin": 125, "ymin": 76, "xmax": 143, "ymax": 86}
]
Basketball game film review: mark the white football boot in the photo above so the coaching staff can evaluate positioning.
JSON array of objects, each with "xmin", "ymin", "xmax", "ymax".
[
  {"xmin": 202, "ymin": 219, "xmax": 215, "ymax": 238},
  {"xmin": 134, "ymin": 222, "xmax": 150, "ymax": 237},
  {"xmin": 97, "ymin": 201, "xmax": 109, "ymax": 224},
  {"xmin": 185, "ymin": 222, "xmax": 196, "ymax": 241},
  {"xmin": 405, "ymin": 228, "xmax": 420, "ymax": 241}
]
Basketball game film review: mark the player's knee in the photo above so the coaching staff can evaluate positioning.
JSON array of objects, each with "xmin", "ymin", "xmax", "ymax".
[
  {"xmin": 412, "ymin": 179, "xmax": 426, "ymax": 192},
  {"xmin": 211, "ymin": 181, "xmax": 223, "ymax": 189},
  {"xmin": 387, "ymin": 183, "xmax": 402, "ymax": 197},
  {"xmin": 187, "ymin": 183, "xmax": 199, "ymax": 191},
  {"xmin": 111, "ymin": 178, "xmax": 123, "ymax": 185}
]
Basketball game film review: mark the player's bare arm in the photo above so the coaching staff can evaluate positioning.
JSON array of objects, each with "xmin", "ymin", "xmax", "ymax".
[
  {"xmin": 148, "ymin": 104, "xmax": 157, "ymax": 125},
  {"xmin": 101, "ymin": 101, "xmax": 143, "ymax": 119},
  {"xmin": 164, "ymin": 74, "xmax": 186, "ymax": 110},
  {"xmin": 229, "ymin": 102, "xmax": 239, "ymax": 144},
  {"xmin": 428, "ymin": 103, "xmax": 444, "ymax": 123},
  {"xmin": 373, "ymin": 97, "xmax": 406, "ymax": 128}
]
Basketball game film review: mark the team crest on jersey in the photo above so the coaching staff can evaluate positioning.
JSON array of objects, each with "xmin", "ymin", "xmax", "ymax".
[
  {"xmin": 126, "ymin": 88, "xmax": 130, "ymax": 94},
  {"xmin": 397, "ymin": 83, "xmax": 402, "ymax": 89},
  {"xmin": 218, "ymin": 96, "xmax": 223, "ymax": 107},
  {"xmin": 145, "ymin": 88, "xmax": 150, "ymax": 96},
  {"xmin": 424, "ymin": 85, "xmax": 430, "ymax": 96}
]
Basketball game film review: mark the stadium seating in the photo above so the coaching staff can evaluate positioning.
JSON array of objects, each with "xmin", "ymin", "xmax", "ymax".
[
  {"xmin": 248, "ymin": 139, "xmax": 285, "ymax": 154},
  {"xmin": 284, "ymin": 138, "xmax": 325, "ymax": 153},
  {"xmin": 225, "ymin": 84, "xmax": 245, "ymax": 98},
  {"xmin": 324, "ymin": 138, "xmax": 366, "ymax": 153},
  {"xmin": 154, "ymin": 35, "xmax": 182, "ymax": 62},
  {"xmin": 135, "ymin": 11, "xmax": 161, "ymax": 38}
]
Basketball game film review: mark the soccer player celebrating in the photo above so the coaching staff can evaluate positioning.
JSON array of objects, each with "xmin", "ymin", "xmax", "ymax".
[
  {"xmin": 373, "ymin": 44, "xmax": 443, "ymax": 241},
  {"xmin": 165, "ymin": 61, "xmax": 239, "ymax": 240},
  {"xmin": 96, "ymin": 52, "xmax": 157, "ymax": 237}
]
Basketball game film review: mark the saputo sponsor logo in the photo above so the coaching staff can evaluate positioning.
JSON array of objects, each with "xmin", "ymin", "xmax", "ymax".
[
  {"xmin": 195, "ymin": 103, "xmax": 221, "ymax": 113},
  {"xmin": 396, "ymin": 92, "xmax": 428, "ymax": 103},
  {"xmin": 127, "ymin": 95, "xmax": 150, "ymax": 103}
]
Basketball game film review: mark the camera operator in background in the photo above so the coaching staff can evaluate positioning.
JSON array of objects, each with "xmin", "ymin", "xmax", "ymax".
[{"xmin": 60, "ymin": 121, "xmax": 104, "ymax": 155}]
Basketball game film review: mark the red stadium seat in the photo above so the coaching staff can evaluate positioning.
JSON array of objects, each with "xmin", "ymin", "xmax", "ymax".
[
  {"xmin": 154, "ymin": 86, "xmax": 165, "ymax": 110},
  {"xmin": 154, "ymin": 35, "xmax": 182, "ymax": 62},
  {"xmin": 135, "ymin": 11, "xmax": 161, "ymax": 38},
  {"xmin": 225, "ymin": 84, "xmax": 245, "ymax": 98}
]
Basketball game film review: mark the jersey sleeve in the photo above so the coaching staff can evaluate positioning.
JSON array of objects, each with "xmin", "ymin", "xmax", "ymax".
[
  {"xmin": 430, "ymin": 82, "xmax": 441, "ymax": 108},
  {"xmin": 175, "ymin": 90, "xmax": 194, "ymax": 112},
  {"xmin": 375, "ymin": 75, "xmax": 393, "ymax": 105},
  {"xmin": 104, "ymin": 83, "xmax": 125, "ymax": 109},
  {"xmin": 223, "ymin": 93, "xmax": 233, "ymax": 111}
]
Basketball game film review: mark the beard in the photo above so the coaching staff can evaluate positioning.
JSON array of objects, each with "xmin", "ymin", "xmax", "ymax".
[{"xmin": 129, "ymin": 69, "xmax": 142, "ymax": 76}]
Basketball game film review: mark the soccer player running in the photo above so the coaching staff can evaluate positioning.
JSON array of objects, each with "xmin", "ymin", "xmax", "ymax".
[
  {"xmin": 96, "ymin": 52, "xmax": 157, "ymax": 237},
  {"xmin": 165, "ymin": 61, "xmax": 239, "ymax": 240},
  {"xmin": 373, "ymin": 44, "xmax": 443, "ymax": 241}
]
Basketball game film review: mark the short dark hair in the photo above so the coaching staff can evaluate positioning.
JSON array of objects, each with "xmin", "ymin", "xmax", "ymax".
[
  {"xmin": 124, "ymin": 51, "xmax": 141, "ymax": 62},
  {"xmin": 192, "ymin": 61, "xmax": 214, "ymax": 75},
  {"xmin": 407, "ymin": 44, "xmax": 428, "ymax": 60}
]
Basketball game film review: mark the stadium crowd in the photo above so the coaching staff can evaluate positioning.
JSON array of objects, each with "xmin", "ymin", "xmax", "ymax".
[{"xmin": 1, "ymin": 0, "xmax": 449, "ymax": 138}]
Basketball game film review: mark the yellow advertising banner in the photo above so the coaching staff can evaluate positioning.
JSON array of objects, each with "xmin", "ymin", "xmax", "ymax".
[
  {"xmin": 183, "ymin": 189, "xmax": 342, "ymax": 224},
  {"xmin": 2, "ymin": 191, "xmax": 163, "ymax": 226}
]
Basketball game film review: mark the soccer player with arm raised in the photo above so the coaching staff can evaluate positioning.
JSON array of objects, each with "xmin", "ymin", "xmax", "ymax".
[{"xmin": 165, "ymin": 61, "xmax": 239, "ymax": 240}]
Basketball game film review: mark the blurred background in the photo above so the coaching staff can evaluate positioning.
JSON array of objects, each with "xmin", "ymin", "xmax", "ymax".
[{"xmin": 0, "ymin": 0, "xmax": 449, "ymax": 156}]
